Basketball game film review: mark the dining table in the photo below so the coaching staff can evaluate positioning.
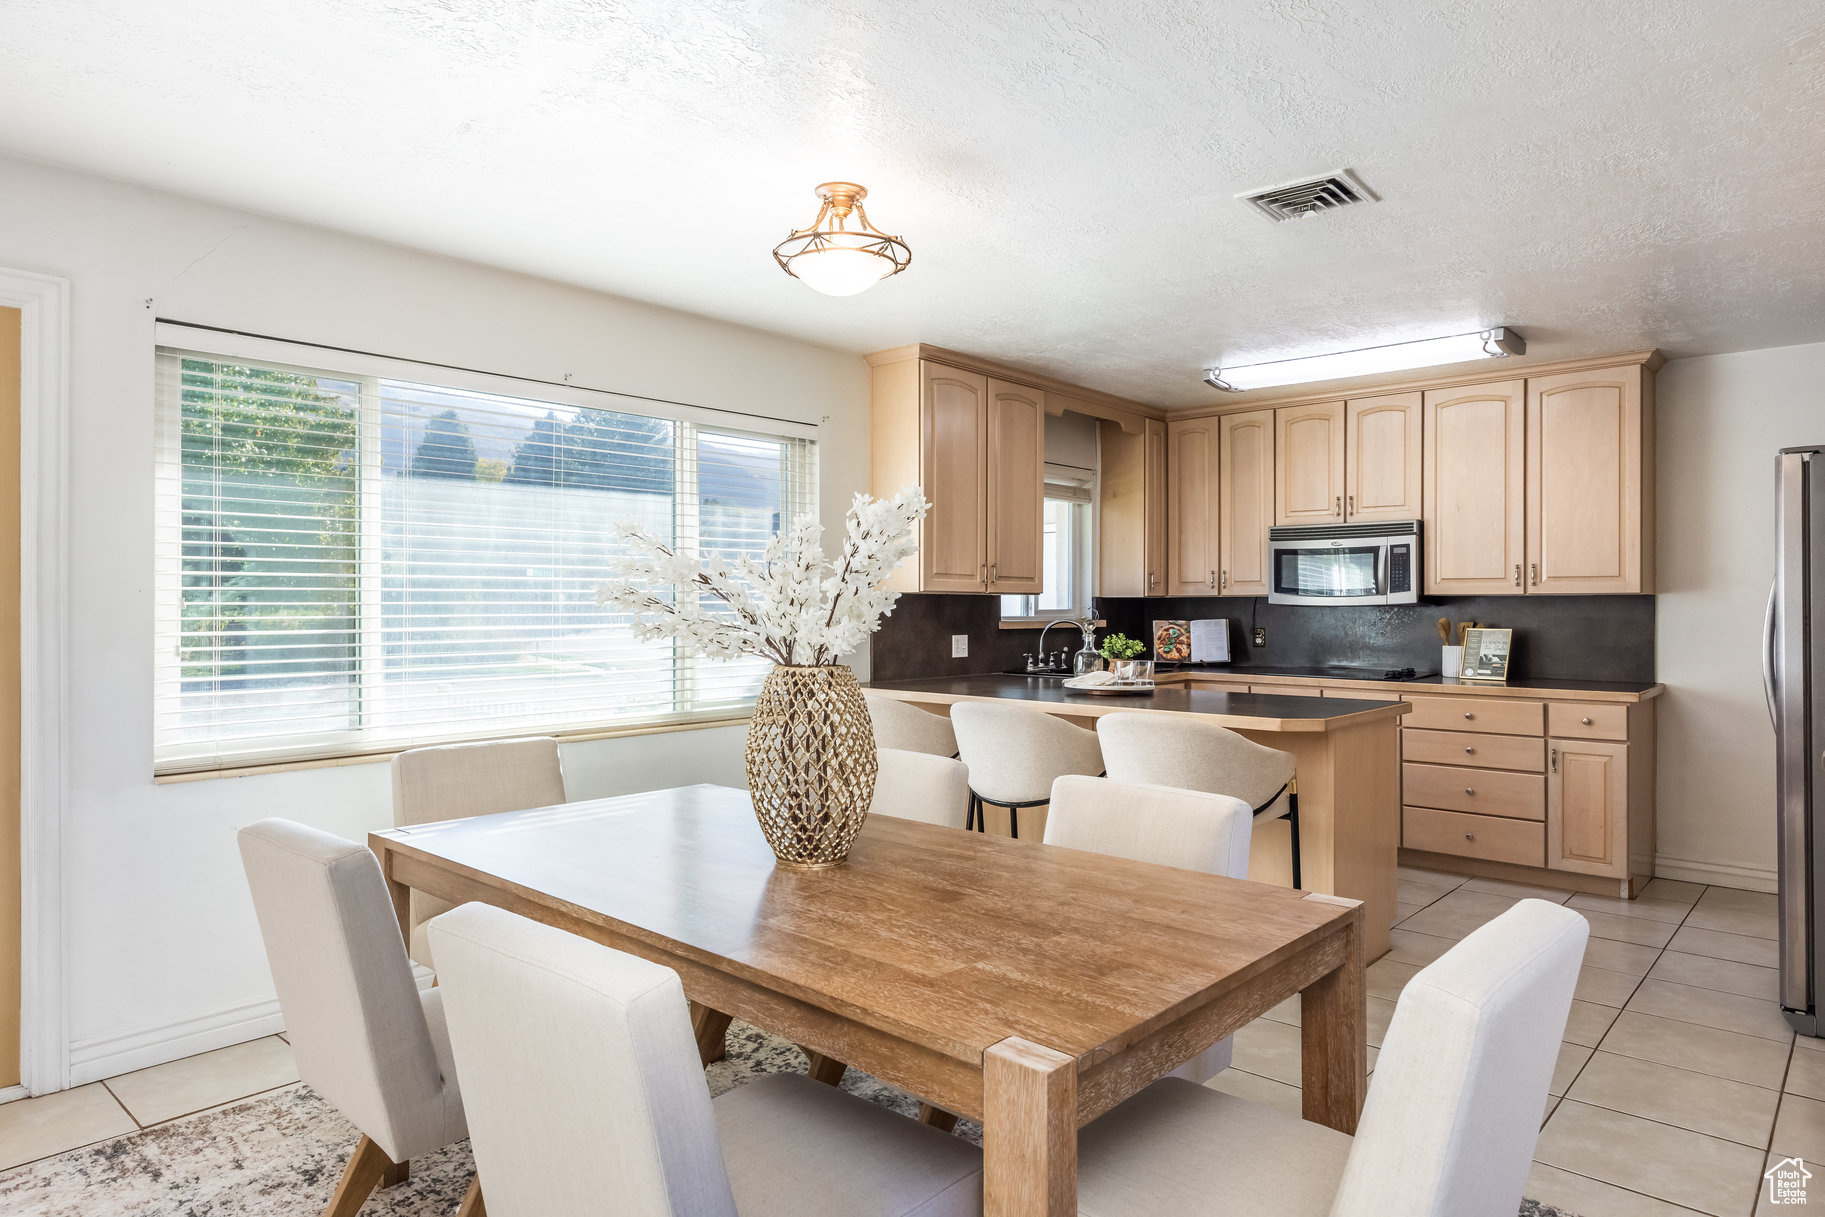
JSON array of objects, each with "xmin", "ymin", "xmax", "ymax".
[{"xmin": 368, "ymin": 783, "xmax": 1368, "ymax": 1217}]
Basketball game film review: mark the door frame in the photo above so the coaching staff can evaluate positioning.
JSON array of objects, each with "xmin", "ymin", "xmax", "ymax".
[{"xmin": 0, "ymin": 268, "xmax": 69, "ymax": 1098}]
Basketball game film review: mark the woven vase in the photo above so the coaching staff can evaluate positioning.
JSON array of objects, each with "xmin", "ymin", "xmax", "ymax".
[{"xmin": 744, "ymin": 664, "xmax": 879, "ymax": 867}]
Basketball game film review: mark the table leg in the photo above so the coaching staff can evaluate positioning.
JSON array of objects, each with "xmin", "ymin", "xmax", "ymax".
[
  {"xmin": 1299, "ymin": 894, "xmax": 1367, "ymax": 1134},
  {"xmin": 919, "ymin": 1103, "xmax": 961, "ymax": 1132},
  {"xmin": 804, "ymin": 1050, "xmax": 847, "ymax": 1086},
  {"xmin": 690, "ymin": 1003, "xmax": 733, "ymax": 1065},
  {"xmin": 984, "ymin": 1036, "xmax": 1077, "ymax": 1217},
  {"xmin": 375, "ymin": 843, "xmax": 411, "ymax": 945}
]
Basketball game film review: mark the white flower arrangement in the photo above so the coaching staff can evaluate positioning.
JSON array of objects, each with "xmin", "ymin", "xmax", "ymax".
[{"xmin": 595, "ymin": 488, "xmax": 930, "ymax": 667}]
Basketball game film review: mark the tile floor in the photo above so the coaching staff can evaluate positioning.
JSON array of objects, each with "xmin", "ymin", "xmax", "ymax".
[{"xmin": 0, "ymin": 868, "xmax": 1808, "ymax": 1216}]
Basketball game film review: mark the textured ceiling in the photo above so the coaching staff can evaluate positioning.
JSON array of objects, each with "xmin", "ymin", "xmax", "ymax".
[{"xmin": 1, "ymin": 0, "xmax": 1822, "ymax": 407}]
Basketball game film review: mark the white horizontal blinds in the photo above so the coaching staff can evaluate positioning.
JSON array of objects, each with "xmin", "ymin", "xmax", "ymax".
[{"xmin": 154, "ymin": 343, "xmax": 816, "ymax": 772}]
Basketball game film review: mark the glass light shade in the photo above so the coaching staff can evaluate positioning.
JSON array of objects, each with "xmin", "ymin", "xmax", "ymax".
[{"xmin": 790, "ymin": 247, "xmax": 895, "ymax": 297}]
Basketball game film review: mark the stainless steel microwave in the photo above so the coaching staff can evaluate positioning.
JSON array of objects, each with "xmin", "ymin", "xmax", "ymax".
[{"xmin": 1267, "ymin": 521, "xmax": 1420, "ymax": 606}]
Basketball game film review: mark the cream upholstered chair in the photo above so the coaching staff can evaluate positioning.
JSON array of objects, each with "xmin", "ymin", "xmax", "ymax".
[
  {"xmin": 392, "ymin": 736, "xmax": 566, "ymax": 967},
  {"xmin": 863, "ymin": 691, "xmax": 960, "ymax": 757},
  {"xmin": 1045, "ymin": 775, "xmax": 1251, "ymax": 1082},
  {"xmin": 238, "ymin": 820, "xmax": 474, "ymax": 1217},
  {"xmin": 869, "ymin": 748, "xmax": 972, "ymax": 829},
  {"xmin": 1074, "ymin": 899, "xmax": 1589, "ymax": 1217},
  {"xmin": 1095, "ymin": 712, "xmax": 1302, "ymax": 887},
  {"xmin": 950, "ymin": 702, "xmax": 1103, "ymax": 838},
  {"xmin": 428, "ymin": 902, "xmax": 984, "ymax": 1217}
]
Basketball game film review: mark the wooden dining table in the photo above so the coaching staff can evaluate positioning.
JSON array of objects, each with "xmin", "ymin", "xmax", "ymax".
[{"xmin": 368, "ymin": 783, "xmax": 1367, "ymax": 1217}]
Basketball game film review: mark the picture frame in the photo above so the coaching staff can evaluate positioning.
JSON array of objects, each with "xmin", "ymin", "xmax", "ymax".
[{"xmin": 1458, "ymin": 627, "xmax": 1513, "ymax": 684}]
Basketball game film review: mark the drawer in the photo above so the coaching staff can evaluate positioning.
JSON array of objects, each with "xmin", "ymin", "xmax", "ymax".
[
  {"xmin": 1403, "ymin": 762, "xmax": 1545, "ymax": 820},
  {"xmin": 1547, "ymin": 701, "xmax": 1629, "ymax": 741},
  {"xmin": 1403, "ymin": 695, "xmax": 1544, "ymax": 736},
  {"xmin": 1404, "ymin": 729, "xmax": 1545, "ymax": 772},
  {"xmin": 1322, "ymin": 687, "xmax": 1401, "ymax": 700},
  {"xmin": 1254, "ymin": 684, "xmax": 1323, "ymax": 696},
  {"xmin": 1404, "ymin": 806, "xmax": 1546, "ymax": 867}
]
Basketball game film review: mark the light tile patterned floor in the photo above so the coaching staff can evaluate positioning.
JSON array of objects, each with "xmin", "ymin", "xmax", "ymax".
[{"xmin": 0, "ymin": 872, "xmax": 1808, "ymax": 1216}]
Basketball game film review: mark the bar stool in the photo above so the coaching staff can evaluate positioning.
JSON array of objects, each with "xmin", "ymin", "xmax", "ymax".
[
  {"xmin": 1095, "ymin": 712, "xmax": 1303, "ymax": 889},
  {"xmin": 869, "ymin": 748, "xmax": 972, "ymax": 829},
  {"xmin": 862, "ymin": 691, "xmax": 960, "ymax": 757},
  {"xmin": 950, "ymin": 702, "xmax": 1103, "ymax": 838}
]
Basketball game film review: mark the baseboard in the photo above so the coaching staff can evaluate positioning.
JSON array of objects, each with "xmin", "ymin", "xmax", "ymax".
[
  {"xmin": 1656, "ymin": 853, "xmax": 1779, "ymax": 893},
  {"xmin": 67, "ymin": 997, "xmax": 287, "ymax": 1086},
  {"xmin": 0, "ymin": 1084, "xmax": 30, "ymax": 1105}
]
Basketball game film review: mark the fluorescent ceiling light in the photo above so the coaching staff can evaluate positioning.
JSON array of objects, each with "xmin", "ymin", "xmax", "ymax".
[{"xmin": 1203, "ymin": 328, "xmax": 1525, "ymax": 392}]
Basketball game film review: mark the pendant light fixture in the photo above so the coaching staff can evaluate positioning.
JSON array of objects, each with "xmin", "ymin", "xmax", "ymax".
[
  {"xmin": 773, "ymin": 182, "xmax": 911, "ymax": 297},
  {"xmin": 1203, "ymin": 328, "xmax": 1525, "ymax": 392}
]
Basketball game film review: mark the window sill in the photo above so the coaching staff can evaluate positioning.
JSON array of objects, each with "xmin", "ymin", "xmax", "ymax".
[
  {"xmin": 153, "ymin": 714, "xmax": 754, "ymax": 784},
  {"xmin": 998, "ymin": 618, "xmax": 1106, "ymax": 631}
]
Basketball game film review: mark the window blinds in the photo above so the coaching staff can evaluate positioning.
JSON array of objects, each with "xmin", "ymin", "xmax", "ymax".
[{"xmin": 152, "ymin": 333, "xmax": 817, "ymax": 773}]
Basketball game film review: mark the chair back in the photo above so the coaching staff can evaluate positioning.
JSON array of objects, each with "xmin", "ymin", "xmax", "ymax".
[
  {"xmin": 1333, "ymin": 899, "xmax": 1589, "ymax": 1217},
  {"xmin": 1044, "ymin": 775, "xmax": 1252, "ymax": 877},
  {"xmin": 870, "ymin": 748, "xmax": 972, "ymax": 828},
  {"xmin": 951, "ymin": 702, "xmax": 1103, "ymax": 805},
  {"xmin": 1097, "ymin": 712, "xmax": 1293, "ymax": 814},
  {"xmin": 237, "ymin": 819, "xmax": 450, "ymax": 1162},
  {"xmin": 862, "ymin": 692, "xmax": 959, "ymax": 757},
  {"xmin": 429, "ymin": 903, "xmax": 740, "ymax": 1217}
]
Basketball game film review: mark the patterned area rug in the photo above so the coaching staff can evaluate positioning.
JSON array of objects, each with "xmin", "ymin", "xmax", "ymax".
[{"xmin": 0, "ymin": 1021, "xmax": 1574, "ymax": 1216}]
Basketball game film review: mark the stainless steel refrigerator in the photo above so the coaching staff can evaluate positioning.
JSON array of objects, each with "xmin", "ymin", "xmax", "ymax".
[{"xmin": 1772, "ymin": 445, "xmax": 1825, "ymax": 1035}]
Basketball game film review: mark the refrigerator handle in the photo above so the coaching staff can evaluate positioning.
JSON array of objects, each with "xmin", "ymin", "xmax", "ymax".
[{"xmin": 1765, "ymin": 578, "xmax": 1780, "ymax": 728}]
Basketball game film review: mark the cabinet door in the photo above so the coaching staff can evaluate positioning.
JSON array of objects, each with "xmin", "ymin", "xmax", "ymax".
[
  {"xmin": 1167, "ymin": 417, "xmax": 1220, "ymax": 594},
  {"xmin": 985, "ymin": 379, "xmax": 1045, "ymax": 593},
  {"xmin": 1527, "ymin": 366, "xmax": 1648, "ymax": 593},
  {"xmin": 919, "ymin": 364, "xmax": 988, "ymax": 591},
  {"xmin": 1275, "ymin": 400, "xmax": 1345, "ymax": 525},
  {"xmin": 1346, "ymin": 392, "xmax": 1422, "ymax": 522},
  {"xmin": 1423, "ymin": 379, "xmax": 1525, "ymax": 595},
  {"xmin": 1547, "ymin": 738, "xmax": 1628, "ymax": 877},
  {"xmin": 1218, "ymin": 410, "xmax": 1274, "ymax": 595},
  {"xmin": 1096, "ymin": 418, "xmax": 1154, "ymax": 597},
  {"xmin": 1145, "ymin": 417, "xmax": 1168, "ymax": 595}
]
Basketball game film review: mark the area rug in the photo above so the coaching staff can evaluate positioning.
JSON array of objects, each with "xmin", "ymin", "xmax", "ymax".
[{"xmin": 0, "ymin": 1021, "xmax": 1575, "ymax": 1215}]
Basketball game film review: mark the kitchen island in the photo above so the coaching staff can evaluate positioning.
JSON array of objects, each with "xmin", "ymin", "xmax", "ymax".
[{"xmin": 865, "ymin": 675, "xmax": 1408, "ymax": 958}]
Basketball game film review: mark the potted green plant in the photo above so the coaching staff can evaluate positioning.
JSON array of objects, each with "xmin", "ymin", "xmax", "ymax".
[{"xmin": 1098, "ymin": 633, "xmax": 1154, "ymax": 685}]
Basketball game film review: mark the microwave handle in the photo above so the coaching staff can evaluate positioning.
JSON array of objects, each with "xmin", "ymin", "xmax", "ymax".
[{"xmin": 1377, "ymin": 544, "xmax": 1390, "ymax": 595}]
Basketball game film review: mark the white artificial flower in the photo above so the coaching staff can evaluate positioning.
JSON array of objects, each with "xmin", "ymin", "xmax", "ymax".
[{"xmin": 595, "ymin": 488, "xmax": 930, "ymax": 667}]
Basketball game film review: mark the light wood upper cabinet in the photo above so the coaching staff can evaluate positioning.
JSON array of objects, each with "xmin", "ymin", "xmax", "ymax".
[
  {"xmin": 1424, "ymin": 379, "xmax": 1526, "ymax": 595},
  {"xmin": 1097, "ymin": 417, "xmax": 1168, "ymax": 597},
  {"xmin": 1527, "ymin": 365, "xmax": 1653, "ymax": 594},
  {"xmin": 1168, "ymin": 416, "xmax": 1220, "ymax": 594},
  {"xmin": 1276, "ymin": 401, "xmax": 1345, "ymax": 525},
  {"xmin": 1218, "ymin": 410, "xmax": 1274, "ymax": 595},
  {"xmin": 1345, "ymin": 392, "xmax": 1422, "ymax": 523},
  {"xmin": 1547, "ymin": 738, "xmax": 1629, "ymax": 878},
  {"xmin": 985, "ymin": 379, "xmax": 1045, "ymax": 593}
]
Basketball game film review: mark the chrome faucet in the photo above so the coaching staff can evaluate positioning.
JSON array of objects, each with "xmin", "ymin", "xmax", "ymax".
[{"xmin": 1035, "ymin": 619, "xmax": 1077, "ymax": 671}]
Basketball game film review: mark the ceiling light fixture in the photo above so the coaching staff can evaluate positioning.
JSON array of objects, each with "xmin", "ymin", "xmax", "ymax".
[
  {"xmin": 773, "ymin": 182, "xmax": 911, "ymax": 297},
  {"xmin": 1202, "ymin": 328, "xmax": 1525, "ymax": 392}
]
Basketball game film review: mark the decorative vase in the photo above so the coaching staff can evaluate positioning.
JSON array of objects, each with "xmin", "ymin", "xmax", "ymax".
[{"xmin": 744, "ymin": 664, "xmax": 879, "ymax": 867}]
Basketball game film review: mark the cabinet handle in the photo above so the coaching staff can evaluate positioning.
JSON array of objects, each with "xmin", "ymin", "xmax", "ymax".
[
  {"xmin": 1347, "ymin": 494, "xmax": 1354, "ymax": 516},
  {"xmin": 1335, "ymin": 495, "xmax": 1343, "ymax": 517},
  {"xmin": 1148, "ymin": 572, "xmax": 1157, "ymax": 590},
  {"xmin": 989, "ymin": 563, "xmax": 997, "ymax": 585},
  {"xmin": 1531, "ymin": 562, "xmax": 1539, "ymax": 585},
  {"xmin": 1580, "ymin": 716, "xmax": 1592, "ymax": 726},
  {"xmin": 1465, "ymin": 833, "xmax": 1476, "ymax": 842},
  {"xmin": 1464, "ymin": 712, "xmax": 1474, "ymax": 720},
  {"xmin": 1465, "ymin": 746, "xmax": 1475, "ymax": 754},
  {"xmin": 1465, "ymin": 787, "xmax": 1476, "ymax": 796},
  {"xmin": 1551, "ymin": 748, "xmax": 1558, "ymax": 773},
  {"xmin": 1514, "ymin": 563, "xmax": 1522, "ymax": 587},
  {"xmin": 1220, "ymin": 569, "xmax": 1228, "ymax": 592},
  {"xmin": 1208, "ymin": 570, "xmax": 1216, "ymax": 589}
]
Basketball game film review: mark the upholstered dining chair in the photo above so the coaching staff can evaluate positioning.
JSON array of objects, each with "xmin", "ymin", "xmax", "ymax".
[
  {"xmin": 862, "ymin": 691, "xmax": 960, "ymax": 757},
  {"xmin": 950, "ymin": 702, "xmax": 1103, "ymax": 838},
  {"xmin": 869, "ymin": 748, "xmax": 972, "ymax": 829},
  {"xmin": 1073, "ymin": 899, "xmax": 1589, "ymax": 1217},
  {"xmin": 1045, "ymin": 775, "xmax": 1252, "ymax": 1082},
  {"xmin": 428, "ymin": 902, "xmax": 984, "ymax": 1217},
  {"xmin": 238, "ymin": 820, "xmax": 476, "ymax": 1217},
  {"xmin": 392, "ymin": 736, "xmax": 567, "ymax": 968},
  {"xmin": 1095, "ymin": 712, "xmax": 1303, "ymax": 887}
]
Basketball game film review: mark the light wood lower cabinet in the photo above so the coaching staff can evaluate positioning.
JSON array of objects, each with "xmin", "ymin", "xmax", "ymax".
[
  {"xmin": 1403, "ymin": 806, "xmax": 1545, "ymax": 868},
  {"xmin": 1547, "ymin": 738, "xmax": 1629, "ymax": 877}
]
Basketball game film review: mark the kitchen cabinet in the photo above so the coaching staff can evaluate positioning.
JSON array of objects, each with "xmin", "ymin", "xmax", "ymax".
[
  {"xmin": 1098, "ymin": 416, "xmax": 1168, "ymax": 596},
  {"xmin": 1218, "ymin": 409, "xmax": 1274, "ymax": 595},
  {"xmin": 1345, "ymin": 392, "xmax": 1422, "ymax": 523},
  {"xmin": 1168, "ymin": 416, "xmax": 1221, "ymax": 593},
  {"xmin": 1527, "ymin": 365, "xmax": 1654, "ymax": 593},
  {"xmin": 1423, "ymin": 379, "xmax": 1526, "ymax": 595},
  {"xmin": 1275, "ymin": 400, "xmax": 1346, "ymax": 525},
  {"xmin": 1547, "ymin": 738, "xmax": 1629, "ymax": 878},
  {"xmin": 985, "ymin": 379, "xmax": 1045, "ymax": 593}
]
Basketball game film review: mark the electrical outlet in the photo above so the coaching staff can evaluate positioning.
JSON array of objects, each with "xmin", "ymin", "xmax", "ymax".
[
  {"xmin": 1252, "ymin": 627, "xmax": 1267, "ymax": 648},
  {"xmin": 951, "ymin": 634, "xmax": 969, "ymax": 658}
]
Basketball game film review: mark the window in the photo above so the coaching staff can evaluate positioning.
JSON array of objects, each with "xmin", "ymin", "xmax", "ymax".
[
  {"xmin": 1000, "ymin": 469, "xmax": 1095, "ymax": 621},
  {"xmin": 154, "ymin": 334, "xmax": 816, "ymax": 774}
]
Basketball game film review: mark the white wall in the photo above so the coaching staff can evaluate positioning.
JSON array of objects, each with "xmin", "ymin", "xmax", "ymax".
[
  {"xmin": 1655, "ymin": 342, "xmax": 1825, "ymax": 890},
  {"xmin": 0, "ymin": 154, "xmax": 872, "ymax": 1083}
]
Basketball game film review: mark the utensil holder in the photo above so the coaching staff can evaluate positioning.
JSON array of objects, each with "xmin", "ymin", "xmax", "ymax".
[{"xmin": 1441, "ymin": 645, "xmax": 1464, "ymax": 680}]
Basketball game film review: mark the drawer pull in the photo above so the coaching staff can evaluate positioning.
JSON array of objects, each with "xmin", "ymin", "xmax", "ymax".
[
  {"xmin": 1465, "ymin": 833, "xmax": 1476, "ymax": 841},
  {"xmin": 1464, "ymin": 712, "xmax": 1474, "ymax": 720},
  {"xmin": 1580, "ymin": 716, "xmax": 1592, "ymax": 726},
  {"xmin": 1551, "ymin": 748, "xmax": 1558, "ymax": 774},
  {"xmin": 1465, "ymin": 787, "xmax": 1476, "ymax": 796},
  {"xmin": 1465, "ymin": 746, "xmax": 1475, "ymax": 755}
]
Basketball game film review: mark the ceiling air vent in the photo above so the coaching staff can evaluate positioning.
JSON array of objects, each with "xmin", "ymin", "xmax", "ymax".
[{"xmin": 1238, "ymin": 169, "xmax": 1378, "ymax": 222}]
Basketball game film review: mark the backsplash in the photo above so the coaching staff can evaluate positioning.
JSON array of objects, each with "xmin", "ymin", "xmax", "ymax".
[{"xmin": 871, "ymin": 593, "xmax": 1656, "ymax": 684}]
